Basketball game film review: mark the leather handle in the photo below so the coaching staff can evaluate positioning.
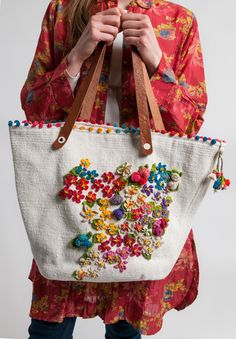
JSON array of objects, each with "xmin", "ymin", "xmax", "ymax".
[{"xmin": 52, "ymin": 42, "xmax": 165, "ymax": 155}]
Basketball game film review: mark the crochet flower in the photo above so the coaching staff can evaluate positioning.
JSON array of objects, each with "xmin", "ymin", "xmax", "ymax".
[
  {"xmin": 85, "ymin": 170, "xmax": 99, "ymax": 182},
  {"xmin": 114, "ymin": 258, "xmax": 128, "ymax": 272},
  {"xmin": 85, "ymin": 191, "xmax": 97, "ymax": 203},
  {"xmin": 123, "ymin": 198, "xmax": 136, "ymax": 211},
  {"xmin": 102, "ymin": 172, "xmax": 115, "ymax": 183},
  {"xmin": 116, "ymin": 162, "xmax": 132, "ymax": 177},
  {"xmin": 141, "ymin": 184, "xmax": 154, "ymax": 196},
  {"xmin": 109, "ymin": 235, "xmax": 123, "ymax": 247},
  {"xmin": 80, "ymin": 159, "xmax": 91, "ymax": 169},
  {"xmin": 98, "ymin": 240, "xmax": 111, "ymax": 253},
  {"xmin": 101, "ymin": 185, "xmax": 114, "ymax": 198},
  {"xmin": 102, "ymin": 250, "xmax": 118, "ymax": 264},
  {"xmin": 77, "ymin": 178, "xmax": 89, "ymax": 190},
  {"xmin": 91, "ymin": 179, "xmax": 104, "ymax": 192},
  {"xmin": 129, "ymin": 243, "xmax": 143, "ymax": 257},
  {"xmin": 80, "ymin": 205, "xmax": 98, "ymax": 223},
  {"xmin": 123, "ymin": 234, "xmax": 135, "ymax": 248},
  {"xmin": 116, "ymin": 246, "xmax": 130, "ymax": 259},
  {"xmin": 112, "ymin": 177, "xmax": 127, "ymax": 191},
  {"xmin": 124, "ymin": 185, "xmax": 139, "ymax": 197}
]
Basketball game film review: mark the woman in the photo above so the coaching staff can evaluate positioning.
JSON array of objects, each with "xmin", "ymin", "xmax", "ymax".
[{"xmin": 21, "ymin": 0, "xmax": 207, "ymax": 337}]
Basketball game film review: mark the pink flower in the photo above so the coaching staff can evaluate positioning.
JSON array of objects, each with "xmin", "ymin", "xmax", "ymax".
[
  {"xmin": 114, "ymin": 258, "xmax": 128, "ymax": 272},
  {"xmin": 116, "ymin": 246, "xmax": 130, "ymax": 260}
]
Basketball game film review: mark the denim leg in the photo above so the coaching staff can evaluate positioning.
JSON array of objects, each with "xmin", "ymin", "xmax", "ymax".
[
  {"xmin": 28, "ymin": 317, "xmax": 77, "ymax": 339},
  {"xmin": 105, "ymin": 320, "xmax": 142, "ymax": 339}
]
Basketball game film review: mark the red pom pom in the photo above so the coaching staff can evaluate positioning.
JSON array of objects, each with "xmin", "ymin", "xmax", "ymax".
[
  {"xmin": 98, "ymin": 120, "xmax": 103, "ymax": 125},
  {"xmin": 39, "ymin": 123, "xmax": 44, "ymax": 128},
  {"xmin": 225, "ymin": 179, "xmax": 231, "ymax": 186},
  {"xmin": 47, "ymin": 123, "xmax": 52, "ymax": 128},
  {"xmin": 138, "ymin": 177, "xmax": 147, "ymax": 185},
  {"xmin": 84, "ymin": 119, "xmax": 89, "ymax": 123},
  {"xmin": 161, "ymin": 130, "xmax": 166, "ymax": 134},
  {"xmin": 55, "ymin": 123, "xmax": 61, "ymax": 127},
  {"xmin": 32, "ymin": 121, "xmax": 39, "ymax": 127},
  {"xmin": 91, "ymin": 119, "xmax": 96, "ymax": 124},
  {"xmin": 131, "ymin": 172, "xmax": 141, "ymax": 183}
]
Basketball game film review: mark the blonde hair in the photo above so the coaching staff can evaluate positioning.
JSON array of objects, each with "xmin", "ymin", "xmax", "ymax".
[{"xmin": 65, "ymin": 0, "xmax": 96, "ymax": 50}]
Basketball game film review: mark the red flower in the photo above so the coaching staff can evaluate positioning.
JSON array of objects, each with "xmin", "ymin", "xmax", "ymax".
[
  {"xmin": 98, "ymin": 240, "xmax": 111, "ymax": 252},
  {"xmin": 64, "ymin": 174, "xmax": 79, "ymax": 187},
  {"xmin": 109, "ymin": 235, "xmax": 123, "ymax": 247},
  {"xmin": 91, "ymin": 179, "xmax": 104, "ymax": 192},
  {"xmin": 131, "ymin": 208, "xmax": 142, "ymax": 221},
  {"xmin": 102, "ymin": 185, "xmax": 114, "ymax": 198},
  {"xmin": 124, "ymin": 234, "xmax": 135, "ymax": 247},
  {"xmin": 77, "ymin": 178, "xmax": 89, "ymax": 190},
  {"xmin": 71, "ymin": 191, "xmax": 85, "ymax": 204},
  {"xmin": 112, "ymin": 177, "xmax": 126, "ymax": 191},
  {"xmin": 102, "ymin": 172, "xmax": 115, "ymax": 183},
  {"xmin": 85, "ymin": 191, "xmax": 97, "ymax": 203}
]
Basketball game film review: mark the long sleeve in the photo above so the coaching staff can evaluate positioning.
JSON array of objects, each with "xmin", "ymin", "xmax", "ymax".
[
  {"xmin": 149, "ymin": 13, "xmax": 207, "ymax": 135},
  {"xmin": 20, "ymin": 1, "xmax": 76, "ymax": 122}
]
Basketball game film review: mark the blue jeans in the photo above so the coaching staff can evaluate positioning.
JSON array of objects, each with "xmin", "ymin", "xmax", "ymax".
[{"xmin": 28, "ymin": 317, "xmax": 142, "ymax": 339}]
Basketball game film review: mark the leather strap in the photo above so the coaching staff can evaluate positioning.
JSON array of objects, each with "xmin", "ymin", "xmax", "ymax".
[{"xmin": 52, "ymin": 42, "xmax": 165, "ymax": 155}]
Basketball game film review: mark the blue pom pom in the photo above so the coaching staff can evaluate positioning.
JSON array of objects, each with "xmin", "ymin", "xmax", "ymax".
[
  {"xmin": 121, "ymin": 123, "xmax": 127, "ymax": 129},
  {"xmin": 8, "ymin": 120, "xmax": 13, "ymax": 126},
  {"xmin": 113, "ymin": 123, "xmax": 118, "ymax": 127},
  {"xmin": 211, "ymin": 139, "xmax": 217, "ymax": 145},
  {"xmin": 203, "ymin": 136, "xmax": 208, "ymax": 141},
  {"xmin": 115, "ymin": 128, "xmax": 121, "ymax": 133},
  {"xmin": 14, "ymin": 120, "xmax": 20, "ymax": 127},
  {"xmin": 195, "ymin": 135, "xmax": 200, "ymax": 140},
  {"xmin": 24, "ymin": 122, "xmax": 29, "ymax": 126},
  {"xmin": 124, "ymin": 128, "xmax": 129, "ymax": 134}
]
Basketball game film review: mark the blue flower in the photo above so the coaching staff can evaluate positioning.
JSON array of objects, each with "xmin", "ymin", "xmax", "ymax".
[
  {"xmin": 86, "ymin": 170, "xmax": 99, "ymax": 182},
  {"xmin": 156, "ymin": 162, "xmax": 167, "ymax": 173}
]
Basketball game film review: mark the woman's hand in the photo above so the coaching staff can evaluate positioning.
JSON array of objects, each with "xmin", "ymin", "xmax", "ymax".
[
  {"xmin": 67, "ymin": 7, "xmax": 123, "ymax": 76},
  {"xmin": 121, "ymin": 12, "xmax": 162, "ymax": 76}
]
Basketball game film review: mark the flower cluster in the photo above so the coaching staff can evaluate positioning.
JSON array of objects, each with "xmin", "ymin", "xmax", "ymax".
[{"xmin": 58, "ymin": 159, "xmax": 181, "ymax": 280}]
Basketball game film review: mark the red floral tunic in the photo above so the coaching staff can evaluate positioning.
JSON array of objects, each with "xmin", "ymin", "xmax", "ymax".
[{"xmin": 20, "ymin": 0, "xmax": 207, "ymax": 335}]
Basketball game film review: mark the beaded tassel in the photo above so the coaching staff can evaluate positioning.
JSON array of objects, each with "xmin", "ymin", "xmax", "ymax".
[{"xmin": 208, "ymin": 141, "xmax": 231, "ymax": 191}]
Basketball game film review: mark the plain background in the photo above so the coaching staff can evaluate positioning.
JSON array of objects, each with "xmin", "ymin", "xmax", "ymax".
[{"xmin": 0, "ymin": 0, "xmax": 236, "ymax": 338}]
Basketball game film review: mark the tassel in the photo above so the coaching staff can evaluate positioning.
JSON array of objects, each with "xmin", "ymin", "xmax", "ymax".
[{"xmin": 208, "ymin": 141, "xmax": 231, "ymax": 192}]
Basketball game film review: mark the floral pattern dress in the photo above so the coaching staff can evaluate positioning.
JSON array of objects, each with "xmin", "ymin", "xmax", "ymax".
[{"xmin": 20, "ymin": 0, "xmax": 207, "ymax": 335}]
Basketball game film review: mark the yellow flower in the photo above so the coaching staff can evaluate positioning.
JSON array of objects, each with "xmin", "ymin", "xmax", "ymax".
[
  {"xmin": 94, "ymin": 233, "xmax": 107, "ymax": 243},
  {"xmin": 80, "ymin": 158, "xmax": 91, "ymax": 168},
  {"xmin": 80, "ymin": 205, "xmax": 98, "ymax": 222},
  {"xmin": 74, "ymin": 269, "xmax": 87, "ymax": 280},
  {"xmin": 106, "ymin": 223, "xmax": 119, "ymax": 235},
  {"xmin": 100, "ymin": 209, "xmax": 112, "ymax": 220},
  {"xmin": 93, "ymin": 219, "xmax": 105, "ymax": 231},
  {"xmin": 98, "ymin": 199, "xmax": 110, "ymax": 208},
  {"xmin": 136, "ymin": 194, "xmax": 146, "ymax": 206}
]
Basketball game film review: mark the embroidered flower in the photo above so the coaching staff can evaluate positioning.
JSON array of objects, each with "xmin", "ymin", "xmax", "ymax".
[
  {"xmin": 114, "ymin": 258, "xmax": 128, "ymax": 272},
  {"xmin": 141, "ymin": 184, "xmax": 154, "ymax": 196},
  {"xmin": 116, "ymin": 246, "xmax": 130, "ymax": 259},
  {"xmin": 140, "ymin": 203, "xmax": 152, "ymax": 214},
  {"xmin": 80, "ymin": 205, "xmax": 98, "ymax": 223},
  {"xmin": 123, "ymin": 234, "xmax": 135, "ymax": 248},
  {"xmin": 116, "ymin": 162, "xmax": 132, "ymax": 177},
  {"xmin": 91, "ymin": 179, "xmax": 104, "ymax": 192},
  {"xmin": 98, "ymin": 240, "xmax": 111, "ymax": 252},
  {"xmin": 85, "ymin": 191, "xmax": 97, "ymax": 203},
  {"xmin": 93, "ymin": 233, "xmax": 107, "ymax": 243},
  {"xmin": 80, "ymin": 159, "xmax": 91, "ymax": 169},
  {"xmin": 123, "ymin": 198, "xmax": 136, "ymax": 211},
  {"xmin": 102, "ymin": 172, "xmax": 115, "ymax": 183},
  {"xmin": 129, "ymin": 243, "xmax": 143, "ymax": 257},
  {"xmin": 92, "ymin": 219, "xmax": 105, "ymax": 231},
  {"xmin": 100, "ymin": 208, "xmax": 112, "ymax": 220},
  {"xmin": 102, "ymin": 250, "xmax": 118, "ymax": 264},
  {"xmin": 101, "ymin": 185, "xmax": 114, "ymax": 198},
  {"xmin": 77, "ymin": 178, "xmax": 90, "ymax": 190},
  {"xmin": 106, "ymin": 223, "xmax": 119, "ymax": 235},
  {"xmin": 124, "ymin": 185, "xmax": 139, "ymax": 197},
  {"xmin": 112, "ymin": 177, "xmax": 127, "ymax": 191},
  {"xmin": 109, "ymin": 235, "xmax": 123, "ymax": 247},
  {"xmin": 85, "ymin": 170, "xmax": 99, "ymax": 182}
]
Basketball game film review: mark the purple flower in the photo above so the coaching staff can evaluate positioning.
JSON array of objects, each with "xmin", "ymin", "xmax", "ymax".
[{"xmin": 141, "ymin": 184, "xmax": 154, "ymax": 196}]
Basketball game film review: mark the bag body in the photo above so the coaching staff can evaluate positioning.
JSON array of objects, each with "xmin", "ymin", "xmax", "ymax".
[{"xmin": 9, "ymin": 42, "xmax": 230, "ymax": 282}]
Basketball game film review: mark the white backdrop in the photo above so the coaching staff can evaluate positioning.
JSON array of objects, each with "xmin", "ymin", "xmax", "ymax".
[{"xmin": 0, "ymin": 0, "xmax": 235, "ymax": 338}]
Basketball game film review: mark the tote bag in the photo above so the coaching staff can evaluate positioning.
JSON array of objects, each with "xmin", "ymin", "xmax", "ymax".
[{"xmin": 9, "ymin": 42, "xmax": 230, "ymax": 282}]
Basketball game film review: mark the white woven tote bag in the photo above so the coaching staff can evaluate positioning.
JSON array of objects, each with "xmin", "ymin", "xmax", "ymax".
[{"xmin": 9, "ymin": 42, "xmax": 230, "ymax": 282}]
